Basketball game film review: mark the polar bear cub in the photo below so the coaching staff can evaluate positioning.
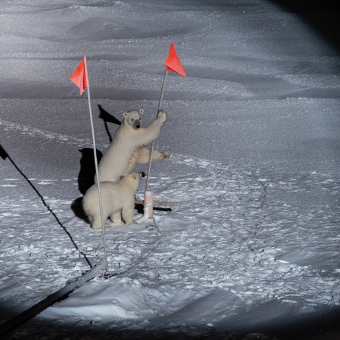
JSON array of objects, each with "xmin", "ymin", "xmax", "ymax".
[
  {"xmin": 97, "ymin": 109, "xmax": 170, "ymax": 183},
  {"xmin": 83, "ymin": 172, "xmax": 141, "ymax": 230}
]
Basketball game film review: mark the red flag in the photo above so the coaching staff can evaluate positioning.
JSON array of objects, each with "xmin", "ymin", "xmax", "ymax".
[
  {"xmin": 70, "ymin": 56, "xmax": 88, "ymax": 95},
  {"xmin": 164, "ymin": 43, "xmax": 186, "ymax": 77}
]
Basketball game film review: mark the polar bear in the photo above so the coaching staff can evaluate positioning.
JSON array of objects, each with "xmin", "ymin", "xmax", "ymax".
[
  {"xmin": 83, "ymin": 172, "xmax": 142, "ymax": 230},
  {"xmin": 97, "ymin": 109, "xmax": 170, "ymax": 183}
]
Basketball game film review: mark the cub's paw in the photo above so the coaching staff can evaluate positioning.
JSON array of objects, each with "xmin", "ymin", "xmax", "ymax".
[
  {"xmin": 112, "ymin": 219, "xmax": 124, "ymax": 225},
  {"xmin": 91, "ymin": 224, "xmax": 102, "ymax": 230},
  {"xmin": 124, "ymin": 220, "xmax": 135, "ymax": 225},
  {"xmin": 157, "ymin": 110, "xmax": 167, "ymax": 121},
  {"xmin": 161, "ymin": 150, "xmax": 171, "ymax": 159}
]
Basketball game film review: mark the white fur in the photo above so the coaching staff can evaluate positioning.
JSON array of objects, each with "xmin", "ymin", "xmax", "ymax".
[
  {"xmin": 83, "ymin": 172, "xmax": 140, "ymax": 230},
  {"xmin": 97, "ymin": 109, "xmax": 169, "ymax": 183}
]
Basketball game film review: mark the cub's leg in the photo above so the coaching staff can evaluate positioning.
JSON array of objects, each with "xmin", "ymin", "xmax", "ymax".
[
  {"xmin": 110, "ymin": 210, "xmax": 124, "ymax": 225},
  {"xmin": 90, "ymin": 215, "xmax": 103, "ymax": 230},
  {"xmin": 121, "ymin": 204, "xmax": 135, "ymax": 225}
]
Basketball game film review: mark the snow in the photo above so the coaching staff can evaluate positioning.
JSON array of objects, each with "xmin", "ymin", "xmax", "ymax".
[{"xmin": 0, "ymin": 0, "xmax": 340, "ymax": 339}]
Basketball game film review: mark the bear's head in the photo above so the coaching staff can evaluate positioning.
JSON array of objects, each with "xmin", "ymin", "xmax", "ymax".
[
  {"xmin": 123, "ymin": 109, "xmax": 144, "ymax": 130},
  {"xmin": 122, "ymin": 171, "xmax": 142, "ymax": 190}
]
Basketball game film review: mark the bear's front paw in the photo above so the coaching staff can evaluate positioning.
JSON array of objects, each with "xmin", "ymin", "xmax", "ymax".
[
  {"xmin": 157, "ymin": 110, "xmax": 167, "ymax": 121},
  {"xmin": 161, "ymin": 150, "xmax": 171, "ymax": 159}
]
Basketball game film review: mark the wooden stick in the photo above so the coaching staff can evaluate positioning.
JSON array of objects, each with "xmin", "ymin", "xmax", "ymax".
[{"xmin": 135, "ymin": 199, "xmax": 178, "ymax": 207}]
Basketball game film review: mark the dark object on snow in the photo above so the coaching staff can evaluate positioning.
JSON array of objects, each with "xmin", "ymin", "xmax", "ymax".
[
  {"xmin": 98, "ymin": 104, "xmax": 121, "ymax": 125},
  {"xmin": 71, "ymin": 197, "xmax": 89, "ymax": 223},
  {"xmin": 134, "ymin": 200, "xmax": 172, "ymax": 214},
  {"xmin": 0, "ymin": 144, "xmax": 9, "ymax": 160},
  {"xmin": 78, "ymin": 148, "xmax": 103, "ymax": 195},
  {"xmin": 98, "ymin": 104, "xmax": 121, "ymax": 143}
]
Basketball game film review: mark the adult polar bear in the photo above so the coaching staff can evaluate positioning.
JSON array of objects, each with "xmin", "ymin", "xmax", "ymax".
[{"xmin": 97, "ymin": 109, "xmax": 170, "ymax": 183}]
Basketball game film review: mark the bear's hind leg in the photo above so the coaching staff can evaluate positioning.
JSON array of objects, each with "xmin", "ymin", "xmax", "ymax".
[
  {"xmin": 121, "ymin": 205, "xmax": 135, "ymax": 225},
  {"xmin": 91, "ymin": 216, "xmax": 103, "ymax": 230},
  {"xmin": 110, "ymin": 210, "xmax": 124, "ymax": 225},
  {"xmin": 88, "ymin": 211, "xmax": 109, "ymax": 230}
]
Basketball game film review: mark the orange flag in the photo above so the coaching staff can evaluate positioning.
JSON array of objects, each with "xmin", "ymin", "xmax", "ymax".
[
  {"xmin": 164, "ymin": 43, "xmax": 186, "ymax": 77},
  {"xmin": 70, "ymin": 57, "xmax": 88, "ymax": 95}
]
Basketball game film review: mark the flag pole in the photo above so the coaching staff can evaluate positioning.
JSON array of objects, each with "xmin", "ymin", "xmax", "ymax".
[
  {"xmin": 145, "ymin": 68, "xmax": 168, "ymax": 191},
  {"xmin": 84, "ymin": 57, "xmax": 108, "ymax": 272},
  {"xmin": 144, "ymin": 43, "xmax": 185, "ymax": 217}
]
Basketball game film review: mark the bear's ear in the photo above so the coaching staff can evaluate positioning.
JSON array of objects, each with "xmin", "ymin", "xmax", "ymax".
[
  {"xmin": 123, "ymin": 112, "xmax": 127, "ymax": 118},
  {"xmin": 139, "ymin": 109, "xmax": 144, "ymax": 116}
]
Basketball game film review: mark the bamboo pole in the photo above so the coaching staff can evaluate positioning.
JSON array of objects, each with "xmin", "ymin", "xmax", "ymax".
[
  {"xmin": 145, "ymin": 69, "xmax": 169, "ymax": 191},
  {"xmin": 84, "ymin": 57, "xmax": 108, "ymax": 272}
]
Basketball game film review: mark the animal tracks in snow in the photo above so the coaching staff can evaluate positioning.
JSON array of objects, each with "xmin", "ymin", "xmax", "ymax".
[
  {"xmin": 0, "ymin": 151, "xmax": 339, "ymax": 328},
  {"xmin": 0, "ymin": 119, "xmax": 93, "ymax": 148}
]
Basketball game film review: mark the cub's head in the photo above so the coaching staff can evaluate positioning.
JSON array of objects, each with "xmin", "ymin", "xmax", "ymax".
[
  {"xmin": 123, "ymin": 109, "xmax": 144, "ymax": 130},
  {"xmin": 121, "ymin": 172, "xmax": 143, "ymax": 189}
]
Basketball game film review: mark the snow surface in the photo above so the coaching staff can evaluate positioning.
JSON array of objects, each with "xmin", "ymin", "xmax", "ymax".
[{"xmin": 0, "ymin": 0, "xmax": 340, "ymax": 339}]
